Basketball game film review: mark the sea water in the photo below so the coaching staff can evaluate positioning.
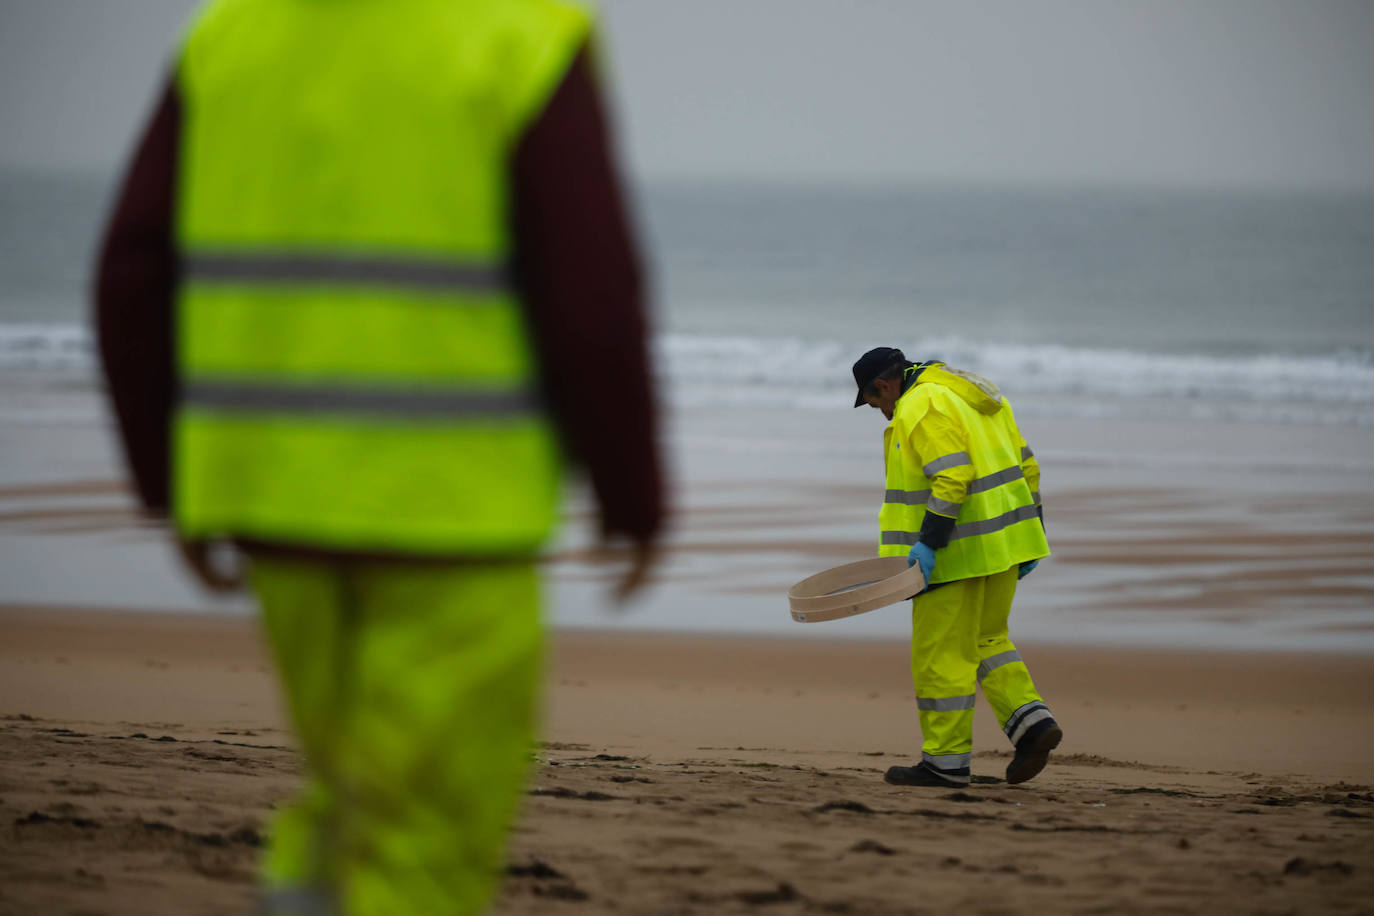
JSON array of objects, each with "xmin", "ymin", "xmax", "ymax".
[
  {"xmin": 2, "ymin": 169, "xmax": 1373, "ymax": 649},
  {"xmin": 4, "ymin": 172, "xmax": 1373, "ymax": 425}
]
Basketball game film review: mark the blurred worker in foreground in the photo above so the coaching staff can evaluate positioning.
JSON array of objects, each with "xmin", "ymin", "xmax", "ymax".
[
  {"xmin": 95, "ymin": 1, "xmax": 664, "ymax": 912},
  {"xmin": 852, "ymin": 348, "xmax": 1058, "ymax": 788}
]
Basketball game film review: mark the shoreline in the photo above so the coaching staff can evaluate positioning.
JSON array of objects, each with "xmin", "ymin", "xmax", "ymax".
[
  {"xmin": 5, "ymin": 604, "xmax": 1371, "ymax": 781},
  {"xmin": 6, "ymin": 599, "xmax": 1374, "ymax": 657}
]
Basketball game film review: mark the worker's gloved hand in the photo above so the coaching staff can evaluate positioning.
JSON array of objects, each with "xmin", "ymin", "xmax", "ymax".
[
  {"xmin": 908, "ymin": 542, "xmax": 936, "ymax": 584},
  {"xmin": 1017, "ymin": 559, "xmax": 1039, "ymax": 580}
]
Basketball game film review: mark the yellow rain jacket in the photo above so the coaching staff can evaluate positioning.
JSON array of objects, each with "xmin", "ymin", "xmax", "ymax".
[{"xmin": 878, "ymin": 365, "xmax": 1049, "ymax": 583}]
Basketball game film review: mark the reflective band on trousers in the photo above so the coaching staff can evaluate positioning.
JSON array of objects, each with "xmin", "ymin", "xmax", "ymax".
[
  {"xmin": 261, "ymin": 887, "xmax": 336, "ymax": 916},
  {"xmin": 922, "ymin": 751, "xmax": 972, "ymax": 770},
  {"xmin": 977, "ymin": 649, "xmax": 1023, "ymax": 682},
  {"xmin": 184, "ymin": 250, "xmax": 509, "ymax": 294},
  {"xmin": 183, "ymin": 379, "xmax": 538, "ymax": 417},
  {"xmin": 880, "ymin": 503, "xmax": 1040, "ymax": 547},
  {"xmin": 922, "ymin": 451, "xmax": 971, "ymax": 476},
  {"xmin": 916, "ymin": 694, "xmax": 976, "ymax": 712},
  {"xmin": 1004, "ymin": 700, "xmax": 1052, "ymax": 746}
]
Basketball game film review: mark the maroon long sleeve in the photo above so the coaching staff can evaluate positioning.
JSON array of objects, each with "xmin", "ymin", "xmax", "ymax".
[
  {"xmin": 94, "ymin": 43, "xmax": 664, "ymax": 542},
  {"xmin": 511, "ymin": 47, "xmax": 665, "ymax": 541},
  {"xmin": 94, "ymin": 78, "xmax": 180, "ymax": 513}
]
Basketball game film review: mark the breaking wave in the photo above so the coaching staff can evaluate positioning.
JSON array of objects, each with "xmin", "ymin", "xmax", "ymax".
[
  {"xmin": 0, "ymin": 323, "xmax": 93, "ymax": 371},
  {"xmin": 4, "ymin": 323, "xmax": 1373, "ymax": 426},
  {"xmin": 657, "ymin": 332, "xmax": 1374, "ymax": 426}
]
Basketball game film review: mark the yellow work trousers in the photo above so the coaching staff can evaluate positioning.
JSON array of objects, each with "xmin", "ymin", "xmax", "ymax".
[
  {"xmin": 910, "ymin": 566, "xmax": 1050, "ymax": 785},
  {"xmin": 249, "ymin": 553, "xmax": 542, "ymax": 916}
]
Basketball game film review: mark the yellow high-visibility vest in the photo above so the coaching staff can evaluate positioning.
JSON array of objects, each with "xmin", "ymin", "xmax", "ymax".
[
  {"xmin": 172, "ymin": 0, "xmax": 590, "ymax": 555},
  {"xmin": 878, "ymin": 366, "xmax": 1049, "ymax": 583}
]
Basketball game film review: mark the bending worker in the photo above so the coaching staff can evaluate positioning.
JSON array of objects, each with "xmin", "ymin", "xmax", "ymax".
[
  {"xmin": 95, "ymin": 1, "xmax": 663, "ymax": 913},
  {"xmin": 852, "ymin": 347, "xmax": 1059, "ymax": 788}
]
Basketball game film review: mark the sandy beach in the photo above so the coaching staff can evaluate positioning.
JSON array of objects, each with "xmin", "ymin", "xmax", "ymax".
[
  {"xmin": 5, "ymin": 24, "xmax": 1374, "ymax": 907},
  {"xmin": 3, "ymin": 364, "xmax": 1373, "ymax": 914},
  {"xmin": 3, "ymin": 607, "xmax": 1372, "ymax": 915}
]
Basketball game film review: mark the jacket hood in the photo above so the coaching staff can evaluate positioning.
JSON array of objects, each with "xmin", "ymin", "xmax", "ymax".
[{"xmin": 918, "ymin": 364, "xmax": 1005, "ymax": 415}]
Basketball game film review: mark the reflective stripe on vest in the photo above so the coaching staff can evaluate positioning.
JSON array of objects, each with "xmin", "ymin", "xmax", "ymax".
[
  {"xmin": 884, "ymin": 463, "xmax": 1025, "ymax": 507},
  {"xmin": 184, "ymin": 250, "xmax": 510, "ymax": 295},
  {"xmin": 880, "ymin": 503, "xmax": 1040, "ymax": 547},
  {"xmin": 927, "ymin": 496, "xmax": 961, "ymax": 516},
  {"xmin": 922, "ymin": 451, "xmax": 971, "ymax": 476},
  {"xmin": 967, "ymin": 464, "xmax": 1024, "ymax": 495},
  {"xmin": 948, "ymin": 504, "xmax": 1041, "ymax": 541},
  {"xmin": 183, "ymin": 379, "xmax": 538, "ymax": 418},
  {"xmin": 884, "ymin": 488, "xmax": 931, "ymax": 505}
]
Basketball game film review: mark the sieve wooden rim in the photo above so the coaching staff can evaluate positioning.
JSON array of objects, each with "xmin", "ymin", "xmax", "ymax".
[{"xmin": 786, "ymin": 556, "xmax": 925, "ymax": 623}]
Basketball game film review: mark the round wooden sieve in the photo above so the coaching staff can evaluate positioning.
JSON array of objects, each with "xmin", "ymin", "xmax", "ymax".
[{"xmin": 787, "ymin": 556, "xmax": 926, "ymax": 623}]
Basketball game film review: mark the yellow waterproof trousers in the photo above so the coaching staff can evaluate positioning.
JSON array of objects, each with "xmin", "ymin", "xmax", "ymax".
[
  {"xmin": 910, "ymin": 566, "xmax": 1052, "ymax": 785},
  {"xmin": 249, "ymin": 553, "xmax": 542, "ymax": 916}
]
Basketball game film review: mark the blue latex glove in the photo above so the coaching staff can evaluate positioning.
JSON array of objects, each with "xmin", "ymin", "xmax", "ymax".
[
  {"xmin": 908, "ymin": 542, "xmax": 936, "ymax": 584},
  {"xmin": 1017, "ymin": 559, "xmax": 1039, "ymax": 580}
]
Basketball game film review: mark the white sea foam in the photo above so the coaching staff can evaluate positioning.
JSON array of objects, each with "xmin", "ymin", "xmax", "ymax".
[
  {"xmin": 4, "ymin": 323, "xmax": 1372, "ymax": 426},
  {"xmin": 657, "ymin": 332, "xmax": 1374, "ymax": 426},
  {"xmin": 0, "ymin": 323, "xmax": 94, "ymax": 371}
]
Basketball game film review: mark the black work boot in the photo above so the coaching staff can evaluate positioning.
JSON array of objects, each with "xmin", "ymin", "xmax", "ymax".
[
  {"xmin": 883, "ymin": 762, "xmax": 968, "ymax": 788},
  {"xmin": 1005, "ymin": 719, "xmax": 1063, "ymax": 785}
]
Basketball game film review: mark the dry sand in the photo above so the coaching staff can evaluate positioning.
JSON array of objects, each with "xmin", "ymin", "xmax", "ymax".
[{"xmin": 2, "ymin": 607, "xmax": 1372, "ymax": 915}]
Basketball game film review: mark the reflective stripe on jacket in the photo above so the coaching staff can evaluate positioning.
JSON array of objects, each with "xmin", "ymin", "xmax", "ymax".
[
  {"xmin": 172, "ymin": 0, "xmax": 590, "ymax": 555},
  {"xmin": 878, "ymin": 366, "xmax": 1049, "ymax": 583}
]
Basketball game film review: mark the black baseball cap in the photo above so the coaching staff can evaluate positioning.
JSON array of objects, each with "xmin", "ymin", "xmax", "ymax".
[{"xmin": 851, "ymin": 347, "xmax": 907, "ymax": 407}]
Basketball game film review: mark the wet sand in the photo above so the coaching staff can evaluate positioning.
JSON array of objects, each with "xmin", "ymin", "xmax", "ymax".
[
  {"xmin": 5, "ymin": 399, "xmax": 1374, "ymax": 650},
  {"xmin": 3, "ymin": 607, "xmax": 1372, "ymax": 915}
]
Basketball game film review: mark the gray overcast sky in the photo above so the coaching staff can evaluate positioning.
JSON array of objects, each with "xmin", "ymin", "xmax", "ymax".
[{"xmin": 1, "ymin": 0, "xmax": 1372, "ymax": 190}]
